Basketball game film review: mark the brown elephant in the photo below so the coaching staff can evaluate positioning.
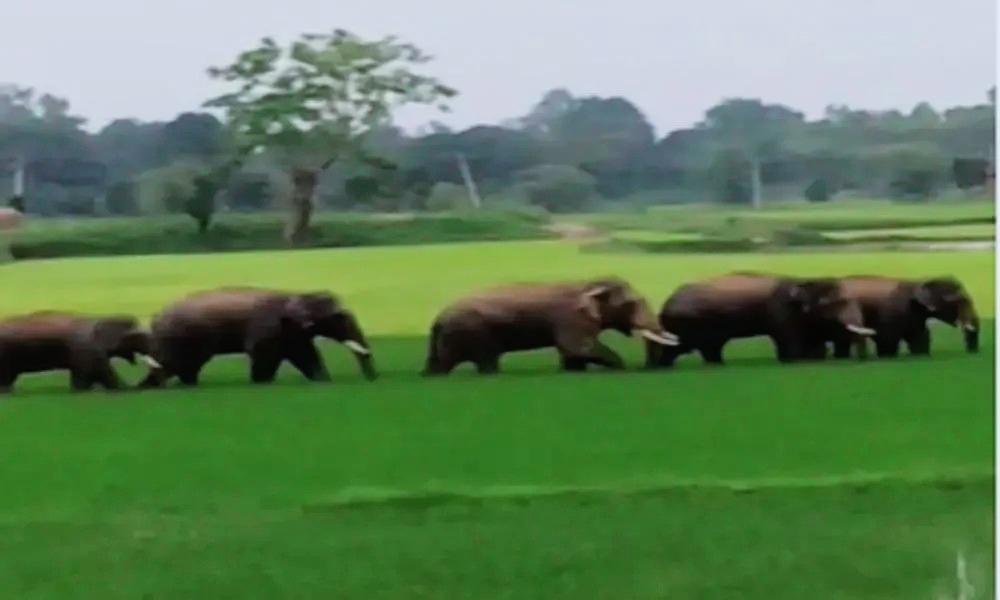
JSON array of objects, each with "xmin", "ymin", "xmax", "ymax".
[
  {"xmin": 0, "ymin": 311, "xmax": 158, "ymax": 393},
  {"xmin": 803, "ymin": 275, "xmax": 979, "ymax": 359},
  {"xmin": 137, "ymin": 287, "xmax": 376, "ymax": 388},
  {"xmin": 422, "ymin": 276, "xmax": 680, "ymax": 376},
  {"xmin": 644, "ymin": 272, "xmax": 875, "ymax": 369}
]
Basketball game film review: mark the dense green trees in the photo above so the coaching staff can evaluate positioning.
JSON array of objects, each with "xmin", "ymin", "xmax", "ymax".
[{"xmin": 0, "ymin": 54, "xmax": 994, "ymax": 224}]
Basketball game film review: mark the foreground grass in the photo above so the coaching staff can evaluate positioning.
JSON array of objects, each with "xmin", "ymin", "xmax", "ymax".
[
  {"xmin": 0, "ymin": 481, "xmax": 991, "ymax": 600},
  {"xmin": 0, "ymin": 241, "xmax": 993, "ymax": 336},
  {"xmin": 0, "ymin": 329, "xmax": 993, "ymax": 598}
]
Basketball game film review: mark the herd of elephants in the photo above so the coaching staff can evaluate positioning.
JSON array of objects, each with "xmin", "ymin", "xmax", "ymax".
[{"xmin": 0, "ymin": 272, "xmax": 981, "ymax": 394}]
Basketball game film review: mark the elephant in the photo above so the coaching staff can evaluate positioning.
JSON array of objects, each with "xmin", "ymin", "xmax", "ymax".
[
  {"xmin": 136, "ymin": 287, "xmax": 376, "ymax": 388},
  {"xmin": 644, "ymin": 272, "xmax": 876, "ymax": 369},
  {"xmin": 802, "ymin": 275, "xmax": 980, "ymax": 359},
  {"xmin": 0, "ymin": 311, "xmax": 158, "ymax": 393},
  {"xmin": 422, "ymin": 276, "xmax": 680, "ymax": 376}
]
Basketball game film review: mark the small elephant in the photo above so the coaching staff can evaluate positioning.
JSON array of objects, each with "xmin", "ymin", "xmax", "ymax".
[
  {"xmin": 0, "ymin": 311, "xmax": 158, "ymax": 393},
  {"xmin": 137, "ymin": 287, "xmax": 376, "ymax": 388},
  {"xmin": 422, "ymin": 276, "xmax": 680, "ymax": 376},
  {"xmin": 645, "ymin": 272, "xmax": 875, "ymax": 369},
  {"xmin": 805, "ymin": 275, "xmax": 980, "ymax": 359}
]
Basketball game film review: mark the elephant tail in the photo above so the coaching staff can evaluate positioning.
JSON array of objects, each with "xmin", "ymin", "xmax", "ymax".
[{"xmin": 422, "ymin": 321, "xmax": 444, "ymax": 376}]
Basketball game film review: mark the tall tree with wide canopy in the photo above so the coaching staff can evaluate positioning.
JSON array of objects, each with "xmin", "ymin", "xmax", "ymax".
[
  {"xmin": 697, "ymin": 98, "xmax": 805, "ymax": 208},
  {"xmin": 203, "ymin": 30, "xmax": 456, "ymax": 244}
]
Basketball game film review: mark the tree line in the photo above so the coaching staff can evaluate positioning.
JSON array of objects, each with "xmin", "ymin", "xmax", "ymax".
[{"xmin": 0, "ymin": 30, "xmax": 995, "ymax": 243}]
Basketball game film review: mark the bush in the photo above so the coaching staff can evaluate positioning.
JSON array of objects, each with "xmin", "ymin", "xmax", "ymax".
[
  {"xmin": 104, "ymin": 181, "xmax": 139, "ymax": 216},
  {"xmin": 512, "ymin": 165, "xmax": 598, "ymax": 212},
  {"xmin": 424, "ymin": 182, "xmax": 469, "ymax": 212},
  {"xmin": 8, "ymin": 211, "xmax": 555, "ymax": 260},
  {"xmin": 804, "ymin": 178, "xmax": 831, "ymax": 202}
]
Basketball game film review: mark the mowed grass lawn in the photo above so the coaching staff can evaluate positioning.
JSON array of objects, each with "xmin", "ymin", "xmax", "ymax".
[{"xmin": 0, "ymin": 241, "xmax": 995, "ymax": 599}]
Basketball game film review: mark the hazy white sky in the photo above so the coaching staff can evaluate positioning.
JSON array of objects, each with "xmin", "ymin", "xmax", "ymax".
[{"xmin": 1, "ymin": 0, "xmax": 996, "ymax": 136}]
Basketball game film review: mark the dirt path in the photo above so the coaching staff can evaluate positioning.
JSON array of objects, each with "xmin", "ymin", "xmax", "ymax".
[{"xmin": 543, "ymin": 222, "xmax": 607, "ymax": 242}]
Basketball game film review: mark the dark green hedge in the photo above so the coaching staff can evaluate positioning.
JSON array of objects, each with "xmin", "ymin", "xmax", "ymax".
[{"xmin": 8, "ymin": 212, "xmax": 554, "ymax": 260}]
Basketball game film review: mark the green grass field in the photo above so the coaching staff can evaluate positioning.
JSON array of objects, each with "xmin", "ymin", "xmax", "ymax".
[{"xmin": 0, "ymin": 239, "xmax": 995, "ymax": 598}]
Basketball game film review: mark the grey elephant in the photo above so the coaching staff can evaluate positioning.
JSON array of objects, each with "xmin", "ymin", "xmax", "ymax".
[
  {"xmin": 137, "ymin": 287, "xmax": 376, "ymax": 388},
  {"xmin": 0, "ymin": 311, "xmax": 158, "ymax": 393},
  {"xmin": 422, "ymin": 276, "xmax": 679, "ymax": 376},
  {"xmin": 803, "ymin": 275, "xmax": 980, "ymax": 359},
  {"xmin": 645, "ymin": 272, "xmax": 875, "ymax": 368}
]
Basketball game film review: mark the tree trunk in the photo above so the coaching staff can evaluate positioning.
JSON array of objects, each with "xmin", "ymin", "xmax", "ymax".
[
  {"xmin": 750, "ymin": 158, "xmax": 763, "ymax": 210},
  {"xmin": 455, "ymin": 153, "xmax": 481, "ymax": 209},
  {"xmin": 286, "ymin": 167, "xmax": 318, "ymax": 245}
]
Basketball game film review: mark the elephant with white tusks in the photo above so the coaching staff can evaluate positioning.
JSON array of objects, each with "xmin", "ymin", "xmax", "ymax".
[
  {"xmin": 645, "ymin": 272, "xmax": 877, "ymax": 369},
  {"xmin": 422, "ymin": 276, "xmax": 680, "ymax": 376},
  {"xmin": 137, "ymin": 287, "xmax": 376, "ymax": 389},
  {"xmin": 803, "ymin": 275, "xmax": 980, "ymax": 359},
  {"xmin": 0, "ymin": 311, "xmax": 158, "ymax": 393}
]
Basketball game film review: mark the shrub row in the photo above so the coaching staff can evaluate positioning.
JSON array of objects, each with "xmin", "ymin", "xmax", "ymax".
[
  {"xmin": 591, "ymin": 227, "xmax": 994, "ymax": 254},
  {"xmin": 791, "ymin": 215, "xmax": 995, "ymax": 232},
  {"xmin": 7, "ymin": 212, "xmax": 555, "ymax": 260}
]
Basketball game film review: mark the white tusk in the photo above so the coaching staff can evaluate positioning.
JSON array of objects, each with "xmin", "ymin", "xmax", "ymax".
[
  {"xmin": 846, "ymin": 324, "xmax": 875, "ymax": 336},
  {"xmin": 138, "ymin": 354, "xmax": 162, "ymax": 369},
  {"xmin": 963, "ymin": 323, "xmax": 977, "ymax": 332},
  {"xmin": 639, "ymin": 329, "xmax": 680, "ymax": 346},
  {"xmin": 343, "ymin": 340, "xmax": 371, "ymax": 356}
]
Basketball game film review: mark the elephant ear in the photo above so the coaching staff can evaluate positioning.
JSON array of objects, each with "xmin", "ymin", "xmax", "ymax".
[
  {"xmin": 784, "ymin": 282, "xmax": 811, "ymax": 311},
  {"xmin": 912, "ymin": 284, "xmax": 938, "ymax": 312},
  {"xmin": 793, "ymin": 280, "xmax": 840, "ymax": 313},
  {"xmin": 283, "ymin": 292, "xmax": 340, "ymax": 329},
  {"xmin": 577, "ymin": 285, "xmax": 612, "ymax": 322}
]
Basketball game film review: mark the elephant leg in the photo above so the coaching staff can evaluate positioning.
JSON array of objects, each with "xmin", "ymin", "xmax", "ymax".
[
  {"xmin": 176, "ymin": 361, "xmax": 208, "ymax": 387},
  {"xmin": 831, "ymin": 336, "xmax": 853, "ymax": 359},
  {"xmin": 286, "ymin": 342, "xmax": 331, "ymax": 382},
  {"xmin": 644, "ymin": 339, "xmax": 684, "ymax": 370},
  {"xmin": 423, "ymin": 351, "xmax": 460, "ymax": 376},
  {"xmin": 249, "ymin": 351, "xmax": 283, "ymax": 384},
  {"xmin": 585, "ymin": 340, "xmax": 626, "ymax": 370},
  {"xmin": 801, "ymin": 339, "xmax": 828, "ymax": 361},
  {"xmin": 558, "ymin": 341, "xmax": 624, "ymax": 372},
  {"xmin": 474, "ymin": 354, "xmax": 501, "ymax": 375},
  {"xmin": 460, "ymin": 335, "xmax": 500, "ymax": 375},
  {"xmin": 560, "ymin": 354, "xmax": 589, "ymax": 372},
  {"xmin": 69, "ymin": 367, "xmax": 95, "ymax": 392},
  {"xmin": 0, "ymin": 370, "xmax": 17, "ymax": 394},
  {"xmin": 772, "ymin": 340, "xmax": 799, "ymax": 363},
  {"xmin": 424, "ymin": 329, "xmax": 479, "ymax": 376},
  {"xmin": 138, "ymin": 368, "xmax": 169, "ymax": 389},
  {"xmin": 904, "ymin": 326, "xmax": 931, "ymax": 357},
  {"xmin": 138, "ymin": 357, "xmax": 176, "ymax": 389},
  {"xmin": 643, "ymin": 339, "xmax": 663, "ymax": 370},
  {"xmin": 93, "ymin": 361, "xmax": 126, "ymax": 392},
  {"xmin": 875, "ymin": 337, "xmax": 901, "ymax": 358},
  {"xmin": 699, "ymin": 343, "xmax": 725, "ymax": 365},
  {"xmin": 137, "ymin": 345, "xmax": 185, "ymax": 389},
  {"xmin": 771, "ymin": 329, "xmax": 805, "ymax": 364}
]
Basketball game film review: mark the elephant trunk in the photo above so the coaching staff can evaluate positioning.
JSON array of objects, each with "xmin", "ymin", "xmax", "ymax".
[
  {"xmin": 341, "ymin": 319, "xmax": 377, "ymax": 381},
  {"xmin": 957, "ymin": 301, "xmax": 979, "ymax": 354},
  {"xmin": 837, "ymin": 300, "xmax": 874, "ymax": 360}
]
